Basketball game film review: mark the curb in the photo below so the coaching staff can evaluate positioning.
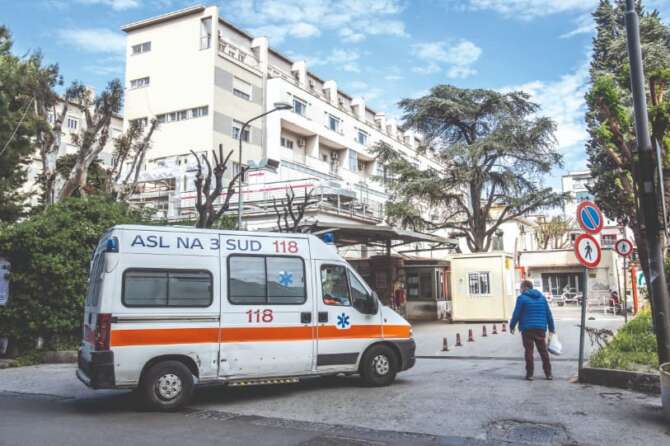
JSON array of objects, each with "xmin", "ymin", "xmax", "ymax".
[
  {"xmin": 0, "ymin": 359, "xmax": 18, "ymax": 369},
  {"xmin": 42, "ymin": 351, "xmax": 77, "ymax": 364},
  {"xmin": 579, "ymin": 366, "xmax": 660, "ymax": 394}
]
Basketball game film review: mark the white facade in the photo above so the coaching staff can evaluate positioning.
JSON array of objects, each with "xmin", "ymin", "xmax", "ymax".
[{"xmin": 121, "ymin": 5, "xmax": 444, "ymax": 228}]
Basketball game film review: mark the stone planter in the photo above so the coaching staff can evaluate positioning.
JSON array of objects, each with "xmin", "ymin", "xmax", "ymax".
[{"xmin": 661, "ymin": 362, "xmax": 670, "ymax": 423}]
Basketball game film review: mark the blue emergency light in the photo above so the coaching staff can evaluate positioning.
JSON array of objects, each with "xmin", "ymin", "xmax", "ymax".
[
  {"xmin": 321, "ymin": 232, "xmax": 335, "ymax": 244},
  {"xmin": 105, "ymin": 237, "xmax": 119, "ymax": 253}
]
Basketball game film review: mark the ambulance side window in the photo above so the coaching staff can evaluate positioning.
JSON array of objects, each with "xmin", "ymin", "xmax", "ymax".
[
  {"xmin": 320, "ymin": 265, "xmax": 351, "ymax": 306},
  {"xmin": 122, "ymin": 269, "xmax": 212, "ymax": 307},
  {"xmin": 228, "ymin": 255, "xmax": 306, "ymax": 305}
]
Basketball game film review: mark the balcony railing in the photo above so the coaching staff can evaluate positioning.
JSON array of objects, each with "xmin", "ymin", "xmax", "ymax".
[{"xmin": 218, "ymin": 39, "xmax": 261, "ymax": 71}]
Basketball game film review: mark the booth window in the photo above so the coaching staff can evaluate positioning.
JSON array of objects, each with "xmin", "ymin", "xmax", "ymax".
[
  {"xmin": 123, "ymin": 269, "xmax": 212, "ymax": 307},
  {"xmin": 228, "ymin": 255, "xmax": 306, "ymax": 305},
  {"xmin": 468, "ymin": 272, "xmax": 490, "ymax": 296}
]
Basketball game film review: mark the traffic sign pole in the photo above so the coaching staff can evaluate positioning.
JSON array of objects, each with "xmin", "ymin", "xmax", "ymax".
[{"xmin": 578, "ymin": 269, "xmax": 588, "ymax": 374}]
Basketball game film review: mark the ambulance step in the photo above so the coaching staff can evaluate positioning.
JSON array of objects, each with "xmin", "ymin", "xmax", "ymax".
[{"xmin": 227, "ymin": 377, "xmax": 300, "ymax": 387}]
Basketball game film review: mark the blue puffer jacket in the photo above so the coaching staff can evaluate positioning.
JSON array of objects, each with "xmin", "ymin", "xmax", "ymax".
[{"xmin": 509, "ymin": 288, "xmax": 555, "ymax": 333}]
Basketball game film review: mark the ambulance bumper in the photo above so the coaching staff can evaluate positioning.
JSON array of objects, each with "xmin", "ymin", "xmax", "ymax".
[
  {"xmin": 77, "ymin": 349, "xmax": 115, "ymax": 389},
  {"xmin": 395, "ymin": 338, "xmax": 416, "ymax": 371}
]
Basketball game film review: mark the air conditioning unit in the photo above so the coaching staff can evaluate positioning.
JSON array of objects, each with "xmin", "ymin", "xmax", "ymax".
[{"xmin": 297, "ymin": 138, "xmax": 306, "ymax": 148}]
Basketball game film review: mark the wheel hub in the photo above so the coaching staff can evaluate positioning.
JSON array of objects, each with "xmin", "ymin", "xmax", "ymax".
[
  {"xmin": 372, "ymin": 354, "xmax": 390, "ymax": 375},
  {"xmin": 156, "ymin": 373, "xmax": 182, "ymax": 401}
]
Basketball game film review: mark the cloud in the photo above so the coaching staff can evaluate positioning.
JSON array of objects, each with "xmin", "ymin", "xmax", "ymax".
[
  {"xmin": 464, "ymin": 0, "xmax": 597, "ymax": 20},
  {"xmin": 76, "ymin": 0, "xmax": 140, "ymax": 10},
  {"xmin": 412, "ymin": 40, "xmax": 482, "ymax": 78},
  {"xmin": 560, "ymin": 13, "xmax": 595, "ymax": 39},
  {"xmin": 384, "ymin": 74, "xmax": 403, "ymax": 81},
  {"xmin": 57, "ymin": 28, "xmax": 126, "ymax": 54},
  {"xmin": 310, "ymin": 48, "xmax": 362, "ymax": 72},
  {"xmin": 501, "ymin": 63, "xmax": 589, "ymax": 161},
  {"xmin": 227, "ymin": 0, "xmax": 408, "ymax": 45}
]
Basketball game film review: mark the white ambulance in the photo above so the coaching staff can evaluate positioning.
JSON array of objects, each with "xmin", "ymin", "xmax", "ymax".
[{"xmin": 77, "ymin": 225, "xmax": 415, "ymax": 411}]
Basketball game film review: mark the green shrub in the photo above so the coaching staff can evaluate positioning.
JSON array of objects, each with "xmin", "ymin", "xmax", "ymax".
[
  {"xmin": 0, "ymin": 196, "xmax": 147, "ymax": 352},
  {"xmin": 590, "ymin": 307, "xmax": 659, "ymax": 371}
]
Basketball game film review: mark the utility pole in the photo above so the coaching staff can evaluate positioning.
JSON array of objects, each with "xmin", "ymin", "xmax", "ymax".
[{"xmin": 624, "ymin": 0, "xmax": 670, "ymax": 364}]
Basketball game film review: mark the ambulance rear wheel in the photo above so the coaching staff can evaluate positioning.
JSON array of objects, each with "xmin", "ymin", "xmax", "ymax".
[
  {"xmin": 360, "ymin": 344, "xmax": 398, "ymax": 387},
  {"xmin": 141, "ymin": 360, "xmax": 194, "ymax": 411}
]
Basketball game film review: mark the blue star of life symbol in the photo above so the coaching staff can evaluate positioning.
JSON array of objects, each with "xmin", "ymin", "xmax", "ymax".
[
  {"xmin": 336, "ymin": 312, "xmax": 350, "ymax": 329},
  {"xmin": 278, "ymin": 271, "xmax": 293, "ymax": 287}
]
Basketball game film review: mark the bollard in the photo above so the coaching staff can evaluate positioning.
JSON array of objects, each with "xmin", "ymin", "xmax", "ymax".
[
  {"xmin": 492, "ymin": 324, "xmax": 498, "ymax": 335},
  {"xmin": 482, "ymin": 325, "xmax": 487, "ymax": 337},
  {"xmin": 467, "ymin": 329, "xmax": 475, "ymax": 342},
  {"xmin": 455, "ymin": 333, "xmax": 463, "ymax": 347},
  {"xmin": 501, "ymin": 323, "xmax": 507, "ymax": 333},
  {"xmin": 442, "ymin": 337, "xmax": 449, "ymax": 352}
]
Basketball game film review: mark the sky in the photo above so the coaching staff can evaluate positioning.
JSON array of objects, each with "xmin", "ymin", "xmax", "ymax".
[{"xmin": 2, "ymin": 0, "xmax": 670, "ymax": 189}]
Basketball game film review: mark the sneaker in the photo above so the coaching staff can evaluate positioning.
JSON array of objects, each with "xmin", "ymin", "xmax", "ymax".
[
  {"xmin": 546, "ymin": 375, "xmax": 553, "ymax": 380},
  {"xmin": 525, "ymin": 376, "xmax": 534, "ymax": 381}
]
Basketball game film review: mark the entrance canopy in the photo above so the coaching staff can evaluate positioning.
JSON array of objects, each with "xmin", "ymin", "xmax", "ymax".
[{"xmin": 300, "ymin": 221, "xmax": 457, "ymax": 249}]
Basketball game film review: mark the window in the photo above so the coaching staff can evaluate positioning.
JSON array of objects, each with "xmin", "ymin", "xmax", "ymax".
[
  {"xmin": 468, "ymin": 272, "xmax": 490, "ymax": 296},
  {"xmin": 321, "ymin": 265, "xmax": 350, "ymax": 306},
  {"xmin": 602, "ymin": 234, "xmax": 616, "ymax": 247},
  {"xmin": 66, "ymin": 116, "xmax": 79, "ymax": 130},
  {"xmin": 130, "ymin": 77, "xmax": 150, "ymax": 89},
  {"xmin": 131, "ymin": 41, "xmax": 151, "ymax": 54},
  {"xmin": 130, "ymin": 117, "xmax": 148, "ymax": 128},
  {"xmin": 281, "ymin": 137, "xmax": 294, "ymax": 149},
  {"xmin": 192, "ymin": 106, "xmax": 208, "ymax": 118},
  {"xmin": 348, "ymin": 150, "xmax": 358, "ymax": 172},
  {"xmin": 292, "ymin": 97, "xmax": 307, "ymax": 116},
  {"xmin": 232, "ymin": 120, "xmax": 250, "ymax": 142},
  {"xmin": 328, "ymin": 114, "xmax": 340, "ymax": 133},
  {"xmin": 357, "ymin": 129, "xmax": 368, "ymax": 145},
  {"xmin": 200, "ymin": 17, "xmax": 212, "ymax": 50},
  {"xmin": 233, "ymin": 77, "xmax": 252, "ymax": 100},
  {"xmin": 122, "ymin": 269, "xmax": 212, "ymax": 307},
  {"xmin": 47, "ymin": 112, "xmax": 56, "ymax": 124},
  {"xmin": 228, "ymin": 255, "xmax": 306, "ymax": 305}
]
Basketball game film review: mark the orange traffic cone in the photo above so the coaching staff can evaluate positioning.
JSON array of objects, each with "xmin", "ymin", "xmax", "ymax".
[
  {"xmin": 442, "ymin": 337, "xmax": 449, "ymax": 352},
  {"xmin": 455, "ymin": 333, "xmax": 463, "ymax": 347},
  {"xmin": 467, "ymin": 329, "xmax": 475, "ymax": 342}
]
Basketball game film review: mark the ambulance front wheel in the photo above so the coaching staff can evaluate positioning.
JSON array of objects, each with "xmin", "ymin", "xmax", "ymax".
[
  {"xmin": 359, "ymin": 344, "xmax": 398, "ymax": 387},
  {"xmin": 140, "ymin": 360, "xmax": 194, "ymax": 411}
]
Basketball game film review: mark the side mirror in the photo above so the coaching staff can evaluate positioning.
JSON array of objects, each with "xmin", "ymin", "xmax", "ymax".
[{"xmin": 354, "ymin": 292, "xmax": 378, "ymax": 315}]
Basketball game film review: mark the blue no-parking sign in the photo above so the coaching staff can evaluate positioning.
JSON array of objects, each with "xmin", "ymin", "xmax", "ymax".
[{"xmin": 576, "ymin": 201, "xmax": 604, "ymax": 234}]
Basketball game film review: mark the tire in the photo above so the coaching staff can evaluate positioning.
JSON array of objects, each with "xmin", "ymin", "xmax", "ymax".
[
  {"xmin": 359, "ymin": 344, "xmax": 398, "ymax": 387},
  {"xmin": 140, "ymin": 360, "xmax": 194, "ymax": 412}
]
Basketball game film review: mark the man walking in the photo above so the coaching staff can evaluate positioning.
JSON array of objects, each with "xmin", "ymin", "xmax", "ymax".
[{"xmin": 510, "ymin": 280, "xmax": 555, "ymax": 381}]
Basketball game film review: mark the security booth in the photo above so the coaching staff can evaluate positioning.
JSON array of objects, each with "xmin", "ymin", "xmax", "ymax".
[
  {"xmin": 298, "ymin": 222, "xmax": 455, "ymax": 313},
  {"xmin": 449, "ymin": 252, "xmax": 515, "ymax": 322},
  {"xmin": 402, "ymin": 258, "xmax": 451, "ymax": 321}
]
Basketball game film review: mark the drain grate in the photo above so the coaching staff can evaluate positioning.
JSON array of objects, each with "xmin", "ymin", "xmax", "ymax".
[{"xmin": 487, "ymin": 419, "xmax": 573, "ymax": 445}]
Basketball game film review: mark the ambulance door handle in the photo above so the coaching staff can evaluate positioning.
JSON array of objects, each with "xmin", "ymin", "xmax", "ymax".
[
  {"xmin": 300, "ymin": 312, "xmax": 312, "ymax": 324},
  {"xmin": 318, "ymin": 312, "xmax": 328, "ymax": 323}
]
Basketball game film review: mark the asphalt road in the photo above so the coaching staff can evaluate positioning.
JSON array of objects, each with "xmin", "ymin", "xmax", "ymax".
[{"xmin": 1, "ymin": 306, "xmax": 668, "ymax": 446}]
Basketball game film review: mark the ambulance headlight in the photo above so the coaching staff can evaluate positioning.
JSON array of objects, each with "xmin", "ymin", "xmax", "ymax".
[{"xmin": 105, "ymin": 237, "xmax": 119, "ymax": 253}]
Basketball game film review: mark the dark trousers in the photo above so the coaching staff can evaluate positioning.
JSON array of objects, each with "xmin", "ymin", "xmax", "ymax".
[{"xmin": 522, "ymin": 329, "xmax": 552, "ymax": 377}]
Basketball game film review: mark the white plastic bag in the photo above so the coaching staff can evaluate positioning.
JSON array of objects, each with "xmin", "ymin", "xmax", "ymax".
[{"xmin": 548, "ymin": 333, "xmax": 562, "ymax": 356}]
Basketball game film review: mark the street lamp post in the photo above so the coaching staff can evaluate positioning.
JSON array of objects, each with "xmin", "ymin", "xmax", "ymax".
[{"xmin": 237, "ymin": 101, "xmax": 292, "ymax": 230}]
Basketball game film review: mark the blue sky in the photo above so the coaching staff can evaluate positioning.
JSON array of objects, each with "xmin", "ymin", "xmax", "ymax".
[{"xmin": 2, "ymin": 0, "xmax": 670, "ymax": 188}]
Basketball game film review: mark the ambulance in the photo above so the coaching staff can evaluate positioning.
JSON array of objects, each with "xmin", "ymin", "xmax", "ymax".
[{"xmin": 77, "ymin": 225, "xmax": 415, "ymax": 411}]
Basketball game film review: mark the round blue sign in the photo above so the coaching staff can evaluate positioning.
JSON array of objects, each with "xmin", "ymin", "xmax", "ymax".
[{"xmin": 576, "ymin": 201, "xmax": 603, "ymax": 234}]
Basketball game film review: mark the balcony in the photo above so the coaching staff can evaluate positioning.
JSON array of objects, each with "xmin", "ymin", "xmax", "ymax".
[{"xmin": 218, "ymin": 39, "xmax": 261, "ymax": 73}]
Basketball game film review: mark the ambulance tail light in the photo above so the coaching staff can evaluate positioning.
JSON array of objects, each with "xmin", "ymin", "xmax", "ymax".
[{"xmin": 95, "ymin": 313, "xmax": 112, "ymax": 351}]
